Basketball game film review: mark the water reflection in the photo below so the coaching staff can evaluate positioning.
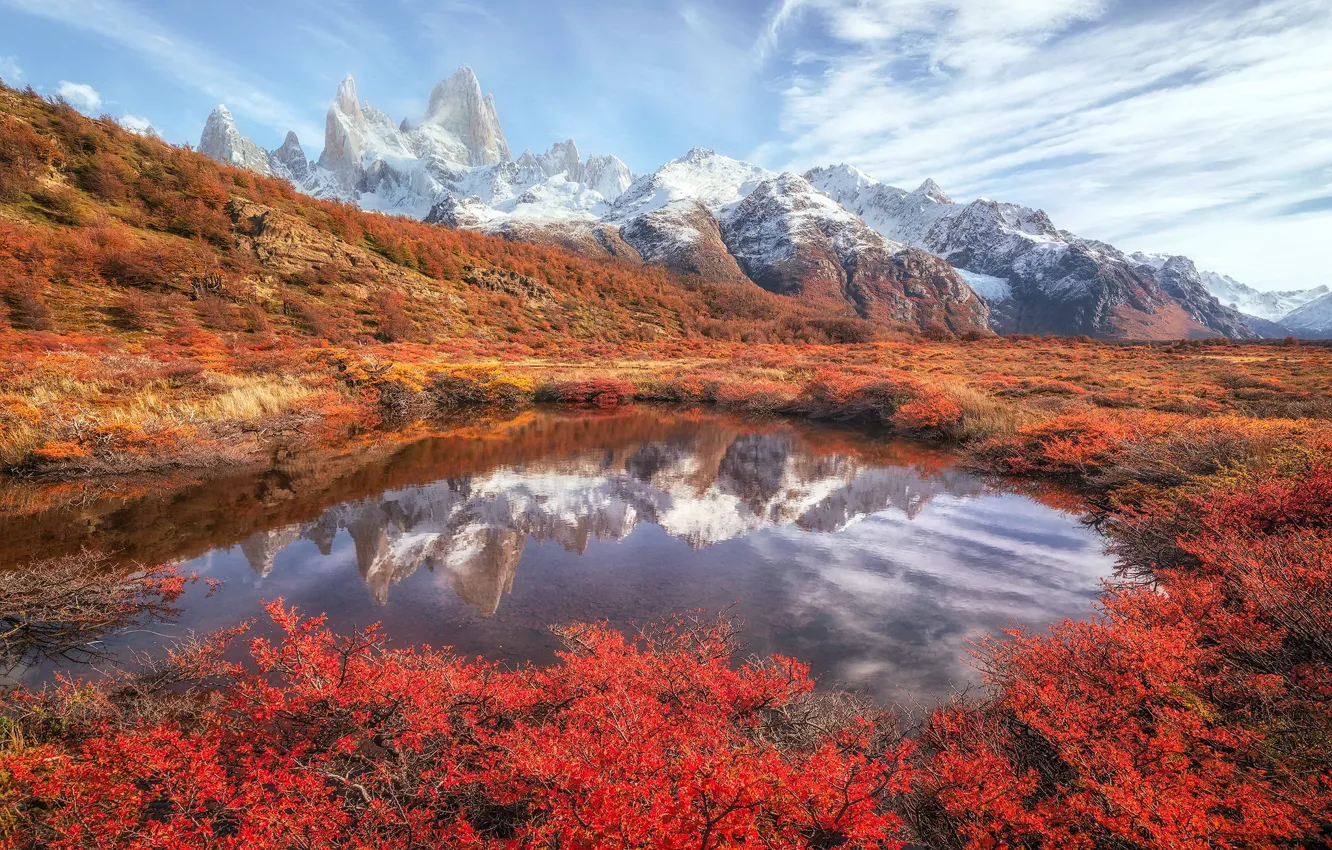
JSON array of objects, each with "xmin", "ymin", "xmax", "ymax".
[
  {"xmin": 239, "ymin": 431, "xmax": 987, "ymax": 612},
  {"xmin": 4, "ymin": 408, "xmax": 1114, "ymax": 703}
]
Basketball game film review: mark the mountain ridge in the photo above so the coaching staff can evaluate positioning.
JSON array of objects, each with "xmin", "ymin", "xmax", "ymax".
[{"xmin": 198, "ymin": 68, "xmax": 1318, "ymax": 340}]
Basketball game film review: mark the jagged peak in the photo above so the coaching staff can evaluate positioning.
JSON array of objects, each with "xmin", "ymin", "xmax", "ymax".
[
  {"xmin": 453, "ymin": 65, "xmax": 481, "ymax": 88},
  {"xmin": 427, "ymin": 66, "xmax": 482, "ymax": 118},
  {"xmin": 334, "ymin": 75, "xmax": 360, "ymax": 117},
  {"xmin": 810, "ymin": 163, "xmax": 875, "ymax": 183},
  {"xmin": 913, "ymin": 178, "xmax": 952, "ymax": 204},
  {"xmin": 548, "ymin": 138, "xmax": 580, "ymax": 156},
  {"xmin": 280, "ymin": 130, "xmax": 301, "ymax": 147},
  {"xmin": 804, "ymin": 164, "xmax": 882, "ymax": 199},
  {"xmin": 422, "ymin": 65, "xmax": 511, "ymax": 165},
  {"xmin": 207, "ymin": 104, "xmax": 235, "ymax": 122},
  {"xmin": 679, "ymin": 147, "xmax": 719, "ymax": 163}
]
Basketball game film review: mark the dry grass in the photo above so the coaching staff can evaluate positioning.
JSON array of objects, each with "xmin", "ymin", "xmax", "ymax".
[{"xmin": 938, "ymin": 383, "xmax": 1038, "ymax": 441}]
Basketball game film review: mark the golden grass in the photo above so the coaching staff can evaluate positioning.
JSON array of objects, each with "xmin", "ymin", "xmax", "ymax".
[
  {"xmin": 939, "ymin": 383, "xmax": 1038, "ymax": 441},
  {"xmin": 0, "ymin": 373, "xmax": 321, "ymax": 466}
]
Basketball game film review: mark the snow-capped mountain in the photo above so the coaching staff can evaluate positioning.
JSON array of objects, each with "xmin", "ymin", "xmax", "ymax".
[
  {"xmin": 807, "ymin": 165, "xmax": 1255, "ymax": 339},
  {"xmin": 199, "ymin": 105, "xmax": 274, "ymax": 176},
  {"xmin": 1195, "ymin": 270, "xmax": 1327, "ymax": 325},
  {"xmin": 199, "ymin": 68, "xmax": 635, "ymax": 223},
  {"xmin": 1279, "ymin": 291, "xmax": 1332, "ymax": 338},
  {"xmin": 199, "ymin": 69, "xmax": 1300, "ymax": 340},
  {"xmin": 231, "ymin": 429, "xmax": 984, "ymax": 610},
  {"xmin": 719, "ymin": 172, "xmax": 988, "ymax": 332}
]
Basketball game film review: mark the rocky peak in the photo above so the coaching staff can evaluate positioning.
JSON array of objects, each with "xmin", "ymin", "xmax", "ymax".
[
  {"xmin": 913, "ymin": 178, "xmax": 952, "ymax": 205},
  {"xmin": 424, "ymin": 66, "xmax": 511, "ymax": 166},
  {"xmin": 722, "ymin": 173, "xmax": 989, "ymax": 333},
  {"xmin": 198, "ymin": 105, "xmax": 273, "ymax": 176},
  {"xmin": 535, "ymin": 139, "xmax": 584, "ymax": 182},
  {"xmin": 805, "ymin": 164, "xmax": 879, "ymax": 196},
  {"xmin": 333, "ymin": 75, "xmax": 362, "ymax": 123},
  {"xmin": 268, "ymin": 131, "xmax": 309, "ymax": 182},
  {"xmin": 584, "ymin": 154, "xmax": 635, "ymax": 202},
  {"xmin": 680, "ymin": 147, "xmax": 719, "ymax": 164}
]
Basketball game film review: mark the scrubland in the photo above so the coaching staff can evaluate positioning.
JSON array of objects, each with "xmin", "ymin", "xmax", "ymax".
[{"xmin": 1, "ymin": 84, "xmax": 1330, "ymax": 848}]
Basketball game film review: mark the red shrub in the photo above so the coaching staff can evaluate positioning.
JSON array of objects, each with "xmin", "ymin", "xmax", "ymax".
[
  {"xmin": 545, "ymin": 378, "xmax": 637, "ymax": 408},
  {"xmin": 909, "ymin": 462, "xmax": 1332, "ymax": 849},
  {"xmin": 3, "ymin": 606, "xmax": 912, "ymax": 849}
]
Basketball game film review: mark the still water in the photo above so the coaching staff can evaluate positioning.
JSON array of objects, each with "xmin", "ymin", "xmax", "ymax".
[{"xmin": 4, "ymin": 408, "xmax": 1115, "ymax": 704}]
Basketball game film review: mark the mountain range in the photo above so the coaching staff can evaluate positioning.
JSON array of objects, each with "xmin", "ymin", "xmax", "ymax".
[
  {"xmin": 199, "ymin": 67, "xmax": 1329, "ymax": 340},
  {"xmin": 233, "ymin": 429, "xmax": 983, "ymax": 611}
]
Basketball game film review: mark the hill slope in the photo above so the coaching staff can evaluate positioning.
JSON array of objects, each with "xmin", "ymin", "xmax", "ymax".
[{"xmin": 0, "ymin": 84, "xmax": 902, "ymax": 350}]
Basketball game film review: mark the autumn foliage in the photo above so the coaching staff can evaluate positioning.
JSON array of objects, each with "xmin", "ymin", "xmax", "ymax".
[
  {"xmin": 2, "ymin": 79, "xmax": 1332, "ymax": 849},
  {"xmin": 905, "ymin": 457, "xmax": 1332, "ymax": 849},
  {"xmin": 1, "ymin": 607, "xmax": 910, "ymax": 849}
]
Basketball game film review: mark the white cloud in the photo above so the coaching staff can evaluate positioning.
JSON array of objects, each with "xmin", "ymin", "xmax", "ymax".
[
  {"xmin": 1, "ymin": 0, "xmax": 320, "ymax": 145},
  {"xmin": 56, "ymin": 80, "xmax": 102, "ymax": 112},
  {"xmin": 119, "ymin": 113, "xmax": 154, "ymax": 135},
  {"xmin": 0, "ymin": 55, "xmax": 20, "ymax": 83},
  {"xmin": 761, "ymin": 0, "xmax": 1332, "ymax": 291}
]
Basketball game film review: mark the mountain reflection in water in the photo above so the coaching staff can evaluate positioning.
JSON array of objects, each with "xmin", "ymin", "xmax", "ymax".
[{"xmin": 5, "ymin": 408, "xmax": 1114, "ymax": 703}]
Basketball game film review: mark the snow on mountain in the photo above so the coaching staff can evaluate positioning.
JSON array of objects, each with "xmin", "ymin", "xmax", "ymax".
[
  {"xmin": 1279, "ymin": 291, "xmax": 1332, "ymax": 338},
  {"xmin": 609, "ymin": 148, "xmax": 774, "ymax": 220},
  {"xmin": 807, "ymin": 165, "xmax": 1254, "ymax": 339},
  {"xmin": 805, "ymin": 165, "xmax": 955, "ymax": 247},
  {"xmin": 721, "ymin": 172, "xmax": 891, "ymax": 271},
  {"xmin": 584, "ymin": 153, "xmax": 635, "ymax": 201},
  {"xmin": 955, "ymin": 269, "xmax": 1012, "ymax": 303},
  {"xmin": 1194, "ymin": 268, "xmax": 1327, "ymax": 324},
  {"xmin": 204, "ymin": 68, "xmax": 634, "ymax": 225},
  {"xmin": 197, "ymin": 71, "xmax": 1280, "ymax": 340},
  {"xmin": 720, "ymin": 173, "xmax": 990, "ymax": 332},
  {"xmin": 423, "ymin": 66, "xmax": 510, "ymax": 167},
  {"xmin": 198, "ymin": 105, "xmax": 273, "ymax": 176}
]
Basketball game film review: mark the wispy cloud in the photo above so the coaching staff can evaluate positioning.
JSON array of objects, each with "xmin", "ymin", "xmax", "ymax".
[
  {"xmin": 56, "ymin": 80, "xmax": 101, "ymax": 112},
  {"xmin": 761, "ymin": 0, "xmax": 1332, "ymax": 290},
  {"xmin": 0, "ymin": 0, "xmax": 320, "ymax": 143},
  {"xmin": 0, "ymin": 56, "xmax": 20, "ymax": 83}
]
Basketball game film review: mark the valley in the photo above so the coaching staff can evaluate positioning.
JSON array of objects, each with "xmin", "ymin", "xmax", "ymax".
[{"xmin": 1, "ymin": 71, "xmax": 1330, "ymax": 850}]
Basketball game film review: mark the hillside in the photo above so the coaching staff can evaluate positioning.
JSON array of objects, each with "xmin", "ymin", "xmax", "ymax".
[
  {"xmin": 198, "ymin": 67, "xmax": 1300, "ymax": 342},
  {"xmin": 0, "ymin": 84, "xmax": 909, "ymax": 353}
]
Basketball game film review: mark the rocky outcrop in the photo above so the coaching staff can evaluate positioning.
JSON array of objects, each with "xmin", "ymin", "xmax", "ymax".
[
  {"xmin": 809, "ymin": 165, "xmax": 1256, "ymax": 339},
  {"xmin": 198, "ymin": 105, "xmax": 272, "ymax": 176},
  {"xmin": 721, "ymin": 174, "xmax": 989, "ymax": 333},
  {"xmin": 424, "ymin": 66, "xmax": 511, "ymax": 167}
]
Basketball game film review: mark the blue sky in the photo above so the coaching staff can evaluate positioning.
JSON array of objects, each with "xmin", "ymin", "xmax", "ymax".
[{"xmin": 2, "ymin": 0, "xmax": 1330, "ymax": 291}]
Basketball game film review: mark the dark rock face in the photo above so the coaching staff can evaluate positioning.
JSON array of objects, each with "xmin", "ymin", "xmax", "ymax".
[
  {"xmin": 268, "ymin": 131, "xmax": 310, "ymax": 183},
  {"xmin": 720, "ymin": 175, "xmax": 991, "ymax": 335},
  {"xmin": 619, "ymin": 200, "xmax": 749, "ymax": 282},
  {"xmin": 809, "ymin": 168, "xmax": 1260, "ymax": 340},
  {"xmin": 923, "ymin": 206, "xmax": 1255, "ymax": 339}
]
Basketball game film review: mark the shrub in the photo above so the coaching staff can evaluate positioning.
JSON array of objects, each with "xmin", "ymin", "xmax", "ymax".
[
  {"xmin": 431, "ymin": 367, "xmax": 535, "ymax": 412},
  {"xmin": 541, "ymin": 378, "xmax": 637, "ymax": 408},
  {"xmin": 2, "ymin": 606, "xmax": 912, "ymax": 849},
  {"xmin": 374, "ymin": 288, "xmax": 411, "ymax": 342},
  {"xmin": 115, "ymin": 290, "xmax": 157, "ymax": 331},
  {"xmin": 4, "ymin": 284, "xmax": 51, "ymax": 331}
]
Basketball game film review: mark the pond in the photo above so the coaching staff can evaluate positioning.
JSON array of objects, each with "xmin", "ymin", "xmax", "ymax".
[{"xmin": 2, "ymin": 407, "xmax": 1115, "ymax": 705}]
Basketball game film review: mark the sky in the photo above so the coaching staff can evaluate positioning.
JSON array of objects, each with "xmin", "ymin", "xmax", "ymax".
[{"xmin": 1, "ymin": 0, "xmax": 1329, "ymax": 291}]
